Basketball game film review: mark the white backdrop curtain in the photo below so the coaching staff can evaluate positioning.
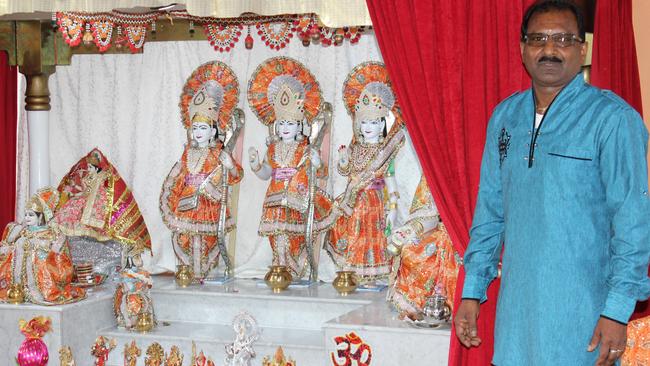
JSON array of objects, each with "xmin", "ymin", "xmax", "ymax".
[{"xmin": 16, "ymin": 33, "xmax": 423, "ymax": 280}]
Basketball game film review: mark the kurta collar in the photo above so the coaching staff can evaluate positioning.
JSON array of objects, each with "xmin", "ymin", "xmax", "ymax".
[{"xmin": 527, "ymin": 72, "xmax": 586, "ymax": 128}]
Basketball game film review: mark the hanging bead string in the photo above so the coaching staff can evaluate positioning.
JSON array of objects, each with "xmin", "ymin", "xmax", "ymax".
[{"xmin": 54, "ymin": 10, "xmax": 371, "ymax": 53}]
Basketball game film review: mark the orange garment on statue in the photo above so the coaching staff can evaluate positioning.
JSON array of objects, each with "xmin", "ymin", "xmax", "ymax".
[
  {"xmin": 0, "ymin": 223, "xmax": 85, "ymax": 305},
  {"xmin": 327, "ymin": 186, "xmax": 390, "ymax": 280},
  {"xmin": 258, "ymin": 140, "xmax": 333, "ymax": 278},
  {"xmin": 161, "ymin": 144, "xmax": 243, "ymax": 276},
  {"xmin": 622, "ymin": 315, "xmax": 650, "ymax": 366},
  {"xmin": 391, "ymin": 224, "xmax": 460, "ymax": 314}
]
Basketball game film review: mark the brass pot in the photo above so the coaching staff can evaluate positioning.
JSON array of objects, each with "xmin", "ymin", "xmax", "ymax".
[
  {"xmin": 175, "ymin": 264, "xmax": 193, "ymax": 287},
  {"xmin": 332, "ymin": 271, "xmax": 359, "ymax": 295},
  {"xmin": 7, "ymin": 283, "xmax": 25, "ymax": 304},
  {"xmin": 264, "ymin": 265, "xmax": 292, "ymax": 293},
  {"xmin": 134, "ymin": 311, "xmax": 154, "ymax": 333}
]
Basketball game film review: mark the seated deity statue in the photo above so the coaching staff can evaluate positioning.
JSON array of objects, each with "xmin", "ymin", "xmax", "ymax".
[
  {"xmin": 247, "ymin": 56, "xmax": 334, "ymax": 280},
  {"xmin": 324, "ymin": 62, "xmax": 406, "ymax": 284},
  {"xmin": 0, "ymin": 188, "xmax": 86, "ymax": 305},
  {"xmin": 386, "ymin": 176, "xmax": 460, "ymax": 319},
  {"xmin": 160, "ymin": 61, "xmax": 243, "ymax": 280},
  {"xmin": 52, "ymin": 148, "xmax": 152, "ymax": 265}
]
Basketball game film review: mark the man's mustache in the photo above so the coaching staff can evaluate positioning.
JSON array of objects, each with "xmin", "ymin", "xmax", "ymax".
[{"xmin": 538, "ymin": 56, "xmax": 562, "ymax": 63}]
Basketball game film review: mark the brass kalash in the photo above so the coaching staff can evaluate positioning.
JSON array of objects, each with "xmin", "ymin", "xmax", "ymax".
[
  {"xmin": 264, "ymin": 265, "xmax": 292, "ymax": 293},
  {"xmin": 7, "ymin": 283, "xmax": 25, "ymax": 304}
]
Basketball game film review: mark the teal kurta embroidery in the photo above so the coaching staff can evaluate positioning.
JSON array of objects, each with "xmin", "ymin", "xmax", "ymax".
[{"xmin": 462, "ymin": 74, "xmax": 650, "ymax": 365}]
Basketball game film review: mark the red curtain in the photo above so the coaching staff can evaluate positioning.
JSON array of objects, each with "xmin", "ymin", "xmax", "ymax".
[
  {"xmin": 366, "ymin": 0, "xmax": 532, "ymax": 364},
  {"xmin": 591, "ymin": 0, "xmax": 648, "ymax": 321},
  {"xmin": 0, "ymin": 52, "xmax": 18, "ymax": 229}
]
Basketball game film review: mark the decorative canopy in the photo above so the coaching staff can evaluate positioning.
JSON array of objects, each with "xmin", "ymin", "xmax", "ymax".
[{"xmin": 0, "ymin": 1, "xmax": 372, "ymax": 27}]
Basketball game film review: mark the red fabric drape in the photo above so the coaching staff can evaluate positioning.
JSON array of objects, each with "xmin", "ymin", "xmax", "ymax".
[
  {"xmin": 591, "ymin": 0, "xmax": 648, "ymax": 321},
  {"xmin": 0, "ymin": 52, "xmax": 18, "ymax": 229},
  {"xmin": 366, "ymin": 0, "xmax": 532, "ymax": 364}
]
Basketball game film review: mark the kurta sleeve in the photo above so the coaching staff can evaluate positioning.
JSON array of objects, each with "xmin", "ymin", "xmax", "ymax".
[
  {"xmin": 598, "ymin": 106, "xmax": 650, "ymax": 323},
  {"xmin": 462, "ymin": 110, "xmax": 505, "ymax": 302}
]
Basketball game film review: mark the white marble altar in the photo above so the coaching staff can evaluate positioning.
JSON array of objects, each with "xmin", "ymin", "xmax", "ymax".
[{"xmin": 0, "ymin": 276, "xmax": 451, "ymax": 365}]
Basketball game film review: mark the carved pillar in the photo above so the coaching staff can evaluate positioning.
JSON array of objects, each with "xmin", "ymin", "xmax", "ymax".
[{"xmin": 24, "ymin": 68, "xmax": 54, "ymax": 195}]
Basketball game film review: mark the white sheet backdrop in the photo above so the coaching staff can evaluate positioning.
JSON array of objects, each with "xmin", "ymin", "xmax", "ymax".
[{"xmin": 16, "ymin": 33, "xmax": 424, "ymax": 280}]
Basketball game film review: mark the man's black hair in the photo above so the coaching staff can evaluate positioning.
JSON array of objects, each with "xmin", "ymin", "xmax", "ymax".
[{"xmin": 521, "ymin": 0, "xmax": 585, "ymax": 41}]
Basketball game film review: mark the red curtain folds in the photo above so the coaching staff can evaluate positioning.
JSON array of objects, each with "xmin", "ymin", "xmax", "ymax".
[
  {"xmin": 366, "ymin": 0, "xmax": 532, "ymax": 364},
  {"xmin": 591, "ymin": 0, "xmax": 648, "ymax": 321},
  {"xmin": 0, "ymin": 52, "xmax": 18, "ymax": 229}
]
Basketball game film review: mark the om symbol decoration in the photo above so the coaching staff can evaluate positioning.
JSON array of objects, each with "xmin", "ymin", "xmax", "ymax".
[{"xmin": 330, "ymin": 332, "xmax": 372, "ymax": 366}]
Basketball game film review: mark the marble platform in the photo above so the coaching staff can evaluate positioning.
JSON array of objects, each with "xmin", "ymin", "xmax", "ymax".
[{"xmin": 0, "ymin": 276, "xmax": 451, "ymax": 365}]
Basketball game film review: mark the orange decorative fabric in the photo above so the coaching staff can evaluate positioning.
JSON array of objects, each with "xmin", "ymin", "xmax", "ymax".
[
  {"xmin": 327, "ymin": 186, "xmax": 391, "ymax": 280},
  {"xmin": 161, "ymin": 144, "xmax": 243, "ymax": 277},
  {"xmin": 387, "ymin": 177, "xmax": 460, "ymax": 315},
  {"xmin": 53, "ymin": 148, "xmax": 151, "ymax": 256},
  {"xmin": 622, "ymin": 315, "xmax": 650, "ymax": 366},
  {"xmin": 0, "ymin": 223, "xmax": 85, "ymax": 305},
  {"xmin": 258, "ymin": 140, "xmax": 333, "ymax": 278}
]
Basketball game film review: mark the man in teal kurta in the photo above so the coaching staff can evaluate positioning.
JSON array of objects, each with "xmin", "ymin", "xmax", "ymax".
[{"xmin": 454, "ymin": 1, "xmax": 650, "ymax": 365}]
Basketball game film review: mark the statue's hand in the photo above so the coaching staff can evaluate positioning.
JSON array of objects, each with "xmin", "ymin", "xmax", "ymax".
[
  {"xmin": 219, "ymin": 151, "xmax": 235, "ymax": 170},
  {"xmin": 337, "ymin": 145, "xmax": 348, "ymax": 166},
  {"xmin": 248, "ymin": 147, "xmax": 259, "ymax": 168},
  {"xmin": 386, "ymin": 209, "xmax": 398, "ymax": 230}
]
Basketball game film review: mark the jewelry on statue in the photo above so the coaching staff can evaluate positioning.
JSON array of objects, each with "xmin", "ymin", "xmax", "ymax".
[
  {"xmin": 388, "ymin": 202, "xmax": 398, "ymax": 210},
  {"xmin": 412, "ymin": 220, "xmax": 424, "ymax": 235},
  {"xmin": 389, "ymin": 191, "xmax": 400, "ymax": 199}
]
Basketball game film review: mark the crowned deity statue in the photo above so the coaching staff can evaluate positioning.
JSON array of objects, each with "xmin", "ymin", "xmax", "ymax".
[
  {"xmin": 113, "ymin": 256, "xmax": 155, "ymax": 329},
  {"xmin": 0, "ymin": 188, "xmax": 86, "ymax": 305},
  {"xmin": 160, "ymin": 61, "xmax": 244, "ymax": 280},
  {"xmin": 386, "ymin": 176, "xmax": 460, "ymax": 319},
  {"xmin": 247, "ymin": 57, "xmax": 334, "ymax": 280},
  {"xmin": 52, "ymin": 148, "xmax": 152, "ymax": 267},
  {"xmin": 325, "ymin": 62, "xmax": 406, "ymax": 284}
]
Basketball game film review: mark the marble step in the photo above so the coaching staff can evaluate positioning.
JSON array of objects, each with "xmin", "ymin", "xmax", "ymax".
[
  {"xmin": 101, "ymin": 320, "xmax": 325, "ymax": 366},
  {"xmin": 323, "ymin": 302, "xmax": 452, "ymax": 365},
  {"xmin": 150, "ymin": 277, "xmax": 374, "ymax": 329}
]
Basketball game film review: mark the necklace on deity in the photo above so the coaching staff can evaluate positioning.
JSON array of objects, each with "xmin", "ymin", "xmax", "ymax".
[
  {"xmin": 276, "ymin": 141, "xmax": 298, "ymax": 166},
  {"xmin": 187, "ymin": 147, "xmax": 209, "ymax": 174}
]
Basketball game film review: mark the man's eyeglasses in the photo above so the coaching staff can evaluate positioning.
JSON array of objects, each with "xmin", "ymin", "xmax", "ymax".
[{"xmin": 522, "ymin": 33, "xmax": 584, "ymax": 48}]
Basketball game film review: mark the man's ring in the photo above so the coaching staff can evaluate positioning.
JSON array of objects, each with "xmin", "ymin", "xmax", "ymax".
[{"xmin": 609, "ymin": 349, "xmax": 623, "ymax": 353}]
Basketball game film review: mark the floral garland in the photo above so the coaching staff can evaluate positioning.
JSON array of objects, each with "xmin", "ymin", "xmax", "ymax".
[{"xmin": 54, "ymin": 11, "xmax": 369, "ymax": 54}]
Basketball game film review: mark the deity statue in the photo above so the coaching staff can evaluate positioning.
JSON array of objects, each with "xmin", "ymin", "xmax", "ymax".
[
  {"xmin": 145, "ymin": 342, "xmax": 165, "ymax": 366},
  {"xmin": 248, "ymin": 57, "xmax": 333, "ymax": 280},
  {"xmin": 165, "ymin": 345, "xmax": 184, "ymax": 366},
  {"xmin": 325, "ymin": 62, "xmax": 405, "ymax": 283},
  {"xmin": 386, "ymin": 176, "xmax": 461, "ymax": 319},
  {"xmin": 113, "ymin": 257, "xmax": 155, "ymax": 329},
  {"xmin": 59, "ymin": 345, "xmax": 76, "ymax": 366},
  {"xmin": 224, "ymin": 311, "xmax": 260, "ymax": 366},
  {"xmin": 191, "ymin": 342, "xmax": 215, "ymax": 366},
  {"xmin": 0, "ymin": 188, "xmax": 86, "ymax": 305},
  {"xmin": 160, "ymin": 61, "xmax": 244, "ymax": 279},
  {"xmin": 53, "ymin": 148, "xmax": 152, "ymax": 267},
  {"xmin": 123, "ymin": 341, "xmax": 141, "ymax": 366}
]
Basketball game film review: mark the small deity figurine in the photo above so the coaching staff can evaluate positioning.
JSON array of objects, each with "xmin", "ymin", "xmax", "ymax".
[
  {"xmin": 161, "ymin": 61, "xmax": 244, "ymax": 279},
  {"xmin": 224, "ymin": 311, "xmax": 260, "ymax": 366},
  {"xmin": 113, "ymin": 257, "xmax": 155, "ymax": 329},
  {"xmin": 53, "ymin": 148, "xmax": 152, "ymax": 264},
  {"xmin": 165, "ymin": 345, "xmax": 184, "ymax": 366},
  {"xmin": 0, "ymin": 188, "xmax": 86, "ymax": 305},
  {"xmin": 248, "ymin": 56, "xmax": 334, "ymax": 280},
  {"xmin": 59, "ymin": 345, "xmax": 76, "ymax": 366},
  {"xmin": 123, "ymin": 341, "xmax": 141, "ymax": 366},
  {"xmin": 386, "ymin": 176, "xmax": 460, "ymax": 319},
  {"xmin": 191, "ymin": 342, "xmax": 215, "ymax": 366},
  {"xmin": 325, "ymin": 62, "xmax": 406, "ymax": 283},
  {"xmin": 91, "ymin": 336, "xmax": 117, "ymax": 366},
  {"xmin": 145, "ymin": 343, "xmax": 165, "ymax": 366}
]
